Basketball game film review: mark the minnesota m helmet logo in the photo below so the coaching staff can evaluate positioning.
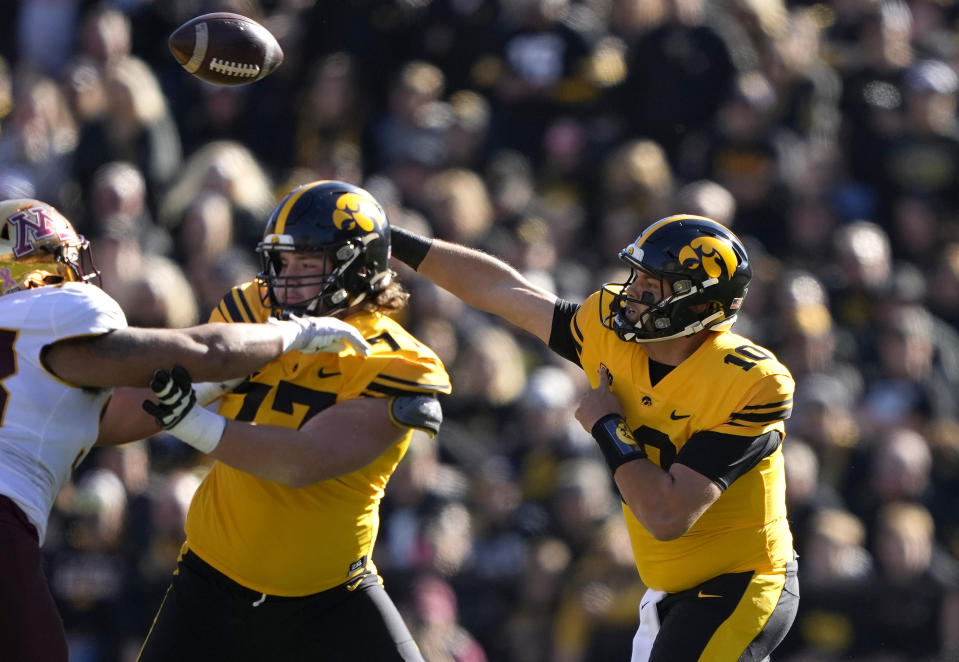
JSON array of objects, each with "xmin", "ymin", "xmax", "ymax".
[
  {"xmin": 679, "ymin": 237, "xmax": 738, "ymax": 280},
  {"xmin": 10, "ymin": 206, "xmax": 72, "ymax": 257}
]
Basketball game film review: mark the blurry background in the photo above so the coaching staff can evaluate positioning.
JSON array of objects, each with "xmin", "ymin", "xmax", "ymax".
[{"xmin": 3, "ymin": 0, "xmax": 959, "ymax": 660}]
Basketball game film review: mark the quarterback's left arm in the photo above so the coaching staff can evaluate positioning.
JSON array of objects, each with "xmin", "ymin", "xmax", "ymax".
[{"xmin": 577, "ymin": 367, "xmax": 792, "ymax": 540}]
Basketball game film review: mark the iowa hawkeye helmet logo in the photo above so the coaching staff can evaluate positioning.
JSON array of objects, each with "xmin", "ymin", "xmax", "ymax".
[
  {"xmin": 678, "ymin": 236, "xmax": 738, "ymax": 281},
  {"xmin": 332, "ymin": 192, "xmax": 385, "ymax": 233}
]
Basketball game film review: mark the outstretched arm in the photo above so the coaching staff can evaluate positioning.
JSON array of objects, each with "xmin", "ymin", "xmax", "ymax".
[
  {"xmin": 45, "ymin": 317, "xmax": 369, "ymax": 389},
  {"xmin": 85, "ymin": 318, "xmax": 369, "ymax": 446},
  {"xmin": 392, "ymin": 227, "xmax": 558, "ymax": 343}
]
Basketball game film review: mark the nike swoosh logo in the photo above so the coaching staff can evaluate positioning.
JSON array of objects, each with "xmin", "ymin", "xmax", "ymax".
[
  {"xmin": 317, "ymin": 367, "xmax": 341, "ymax": 378},
  {"xmin": 670, "ymin": 410, "xmax": 691, "ymax": 420},
  {"xmin": 697, "ymin": 591, "xmax": 722, "ymax": 598}
]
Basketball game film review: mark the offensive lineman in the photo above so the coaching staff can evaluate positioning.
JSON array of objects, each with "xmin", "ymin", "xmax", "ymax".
[{"xmin": 138, "ymin": 181, "xmax": 450, "ymax": 662}]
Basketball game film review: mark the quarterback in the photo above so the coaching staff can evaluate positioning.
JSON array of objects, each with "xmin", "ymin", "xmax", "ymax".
[
  {"xmin": 0, "ymin": 198, "xmax": 368, "ymax": 662},
  {"xmin": 138, "ymin": 181, "xmax": 450, "ymax": 662},
  {"xmin": 390, "ymin": 215, "xmax": 798, "ymax": 662}
]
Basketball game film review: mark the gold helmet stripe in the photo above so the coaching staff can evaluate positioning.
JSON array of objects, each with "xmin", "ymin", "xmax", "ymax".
[
  {"xmin": 272, "ymin": 181, "xmax": 328, "ymax": 235},
  {"xmin": 635, "ymin": 214, "xmax": 717, "ymax": 249}
]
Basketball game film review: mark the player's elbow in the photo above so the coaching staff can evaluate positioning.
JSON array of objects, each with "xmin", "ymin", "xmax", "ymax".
[
  {"xmin": 637, "ymin": 508, "xmax": 696, "ymax": 541},
  {"xmin": 277, "ymin": 464, "xmax": 329, "ymax": 488},
  {"xmin": 647, "ymin": 520, "xmax": 692, "ymax": 541}
]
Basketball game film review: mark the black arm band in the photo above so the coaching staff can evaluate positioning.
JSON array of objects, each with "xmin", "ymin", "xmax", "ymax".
[
  {"xmin": 390, "ymin": 226, "xmax": 433, "ymax": 271},
  {"xmin": 591, "ymin": 414, "xmax": 647, "ymax": 473}
]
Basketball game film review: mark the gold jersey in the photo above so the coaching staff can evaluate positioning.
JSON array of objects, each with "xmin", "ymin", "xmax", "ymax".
[
  {"xmin": 571, "ymin": 292, "xmax": 794, "ymax": 593},
  {"xmin": 184, "ymin": 282, "xmax": 451, "ymax": 596}
]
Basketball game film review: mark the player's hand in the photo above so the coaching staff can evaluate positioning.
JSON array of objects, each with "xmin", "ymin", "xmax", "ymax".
[
  {"xmin": 143, "ymin": 365, "xmax": 196, "ymax": 429},
  {"xmin": 267, "ymin": 315, "xmax": 371, "ymax": 356},
  {"xmin": 142, "ymin": 366, "xmax": 226, "ymax": 453},
  {"xmin": 574, "ymin": 365, "xmax": 625, "ymax": 432}
]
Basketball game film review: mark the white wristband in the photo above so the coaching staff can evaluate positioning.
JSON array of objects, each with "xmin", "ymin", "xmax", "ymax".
[{"xmin": 167, "ymin": 405, "xmax": 227, "ymax": 454}]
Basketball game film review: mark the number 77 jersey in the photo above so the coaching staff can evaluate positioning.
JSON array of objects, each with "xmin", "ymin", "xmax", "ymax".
[
  {"xmin": 184, "ymin": 281, "xmax": 450, "ymax": 596},
  {"xmin": 571, "ymin": 291, "xmax": 795, "ymax": 594}
]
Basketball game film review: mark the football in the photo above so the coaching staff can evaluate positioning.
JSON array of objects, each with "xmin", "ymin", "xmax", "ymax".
[{"xmin": 168, "ymin": 12, "xmax": 284, "ymax": 86}]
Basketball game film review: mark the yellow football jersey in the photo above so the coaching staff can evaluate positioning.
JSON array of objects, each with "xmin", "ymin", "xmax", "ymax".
[
  {"xmin": 572, "ymin": 292, "xmax": 795, "ymax": 593},
  {"xmin": 184, "ymin": 282, "xmax": 451, "ymax": 596}
]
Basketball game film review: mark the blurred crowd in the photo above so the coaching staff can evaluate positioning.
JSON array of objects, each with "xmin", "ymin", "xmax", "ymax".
[{"xmin": 3, "ymin": 0, "xmax": 959, "ymax": 660}]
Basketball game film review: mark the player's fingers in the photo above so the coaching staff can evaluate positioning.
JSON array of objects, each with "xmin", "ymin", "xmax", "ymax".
[
  {"xmin": 345, "ymin": 331, "xmax": 371, "ymax": 356},
  {"xmin": 142, "ymin": 399, "xmax": 162, "ymax": 418},
  {"xmin": 597, "ymin": 365, "xmax": 611, "ymax": 388},
  {"xmin": 171, "ymin": 365, "xmax": 193, "ymax": 391},
  {"xmin": 150, "ymin": 369, "xmax": 174, "ymax": 399}
]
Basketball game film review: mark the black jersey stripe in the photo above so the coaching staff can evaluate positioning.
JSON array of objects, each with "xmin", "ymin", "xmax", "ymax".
[
  {"xmin": 220, "ymin": 290, "xmax": 245, "ymax": 323},
  {"xmin": 729, "ymin": 406, "xmax": 792, "ymax": 424},
  {"xmin": 572, "ymin": 313, "xmax": 585, "ymax": 344},
  {"xmin": 366, "ymin": 382, "xmax": 443, "ymax": 397},
  {"xmin": 742, "ymin": 398, "xmax": 793, "ymax": 410},
  {"xmin": 236, "ymin": 288, "xmax": 258, "ymax": 322}
]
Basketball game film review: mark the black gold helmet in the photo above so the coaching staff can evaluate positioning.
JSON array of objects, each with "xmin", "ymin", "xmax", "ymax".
[
  {"xmin": 600, "ymin": 214, "xmax": 751, "ymax": 342},
  {"xmin": 0, "ymin": 198, "xmax": 100, "ymax": 296},
  {"xmin": 256, "ymin": 180, "xmax": 392, "ymax": 316}
]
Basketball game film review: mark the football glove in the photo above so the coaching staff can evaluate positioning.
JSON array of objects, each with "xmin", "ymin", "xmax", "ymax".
[
  {"xmin": 142, "ymin": 366, "xmax": 226, "ymax": 453},
  {"xmin": 267, "ymin": 315, "xmax": 371, "ymax": 355}
]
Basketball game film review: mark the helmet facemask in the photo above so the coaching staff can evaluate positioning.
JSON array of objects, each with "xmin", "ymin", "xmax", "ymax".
[{"xmin": 258, "ymin": 235, "xmax": 392, "ymax": 318}]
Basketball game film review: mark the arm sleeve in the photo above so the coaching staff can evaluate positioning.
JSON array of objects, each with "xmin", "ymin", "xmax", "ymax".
[
  {"xmin": 547, "ymin": 298, "xmax": 583, "ymax": 367},
  {"xmin": 675, "ymin": 429, "xmax": 783, "ymax": 490},
  {"xmin": 674, "ymin": 373, "xmax": 793, "ymax": 489}
]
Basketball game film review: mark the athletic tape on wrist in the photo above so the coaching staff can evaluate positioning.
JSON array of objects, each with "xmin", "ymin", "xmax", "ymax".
[
  {"xmin": 591, "ymin": 414, "xmax": 647, "ymax": 473},
  {"xmin": 168, "ymin": 405, "xmax": 227, "ymax": 454}
]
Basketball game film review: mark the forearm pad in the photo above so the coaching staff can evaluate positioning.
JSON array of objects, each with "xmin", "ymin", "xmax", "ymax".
[
  {"xmin": 591, "ymin": 414, "xmax": 647, "ymax": 473},
  {"xmin": 390, "ymin": 226, "xmax": 433, "ymax": 270}
]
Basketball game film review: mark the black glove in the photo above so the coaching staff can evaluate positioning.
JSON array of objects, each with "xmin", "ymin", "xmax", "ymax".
[{"xmin": 142, "ymin": 365, "xmax": 197, "ymax": 429}]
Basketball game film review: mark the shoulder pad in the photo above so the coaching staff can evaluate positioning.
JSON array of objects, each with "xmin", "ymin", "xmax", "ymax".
[{"xmin": 389, "ymin": 394, "xmax": 443, "ymax": 437}]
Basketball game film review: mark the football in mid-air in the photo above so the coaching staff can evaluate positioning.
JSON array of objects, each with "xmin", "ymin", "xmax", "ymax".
[{"xmin": 168, "ymin": 12, "xmax": 283, "ymax": 86}]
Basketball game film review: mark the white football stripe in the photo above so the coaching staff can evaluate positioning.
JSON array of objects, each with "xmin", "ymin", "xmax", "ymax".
[{"xmin": 185, "ymin": 22, "xmax": 208, "ymax": 73}]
